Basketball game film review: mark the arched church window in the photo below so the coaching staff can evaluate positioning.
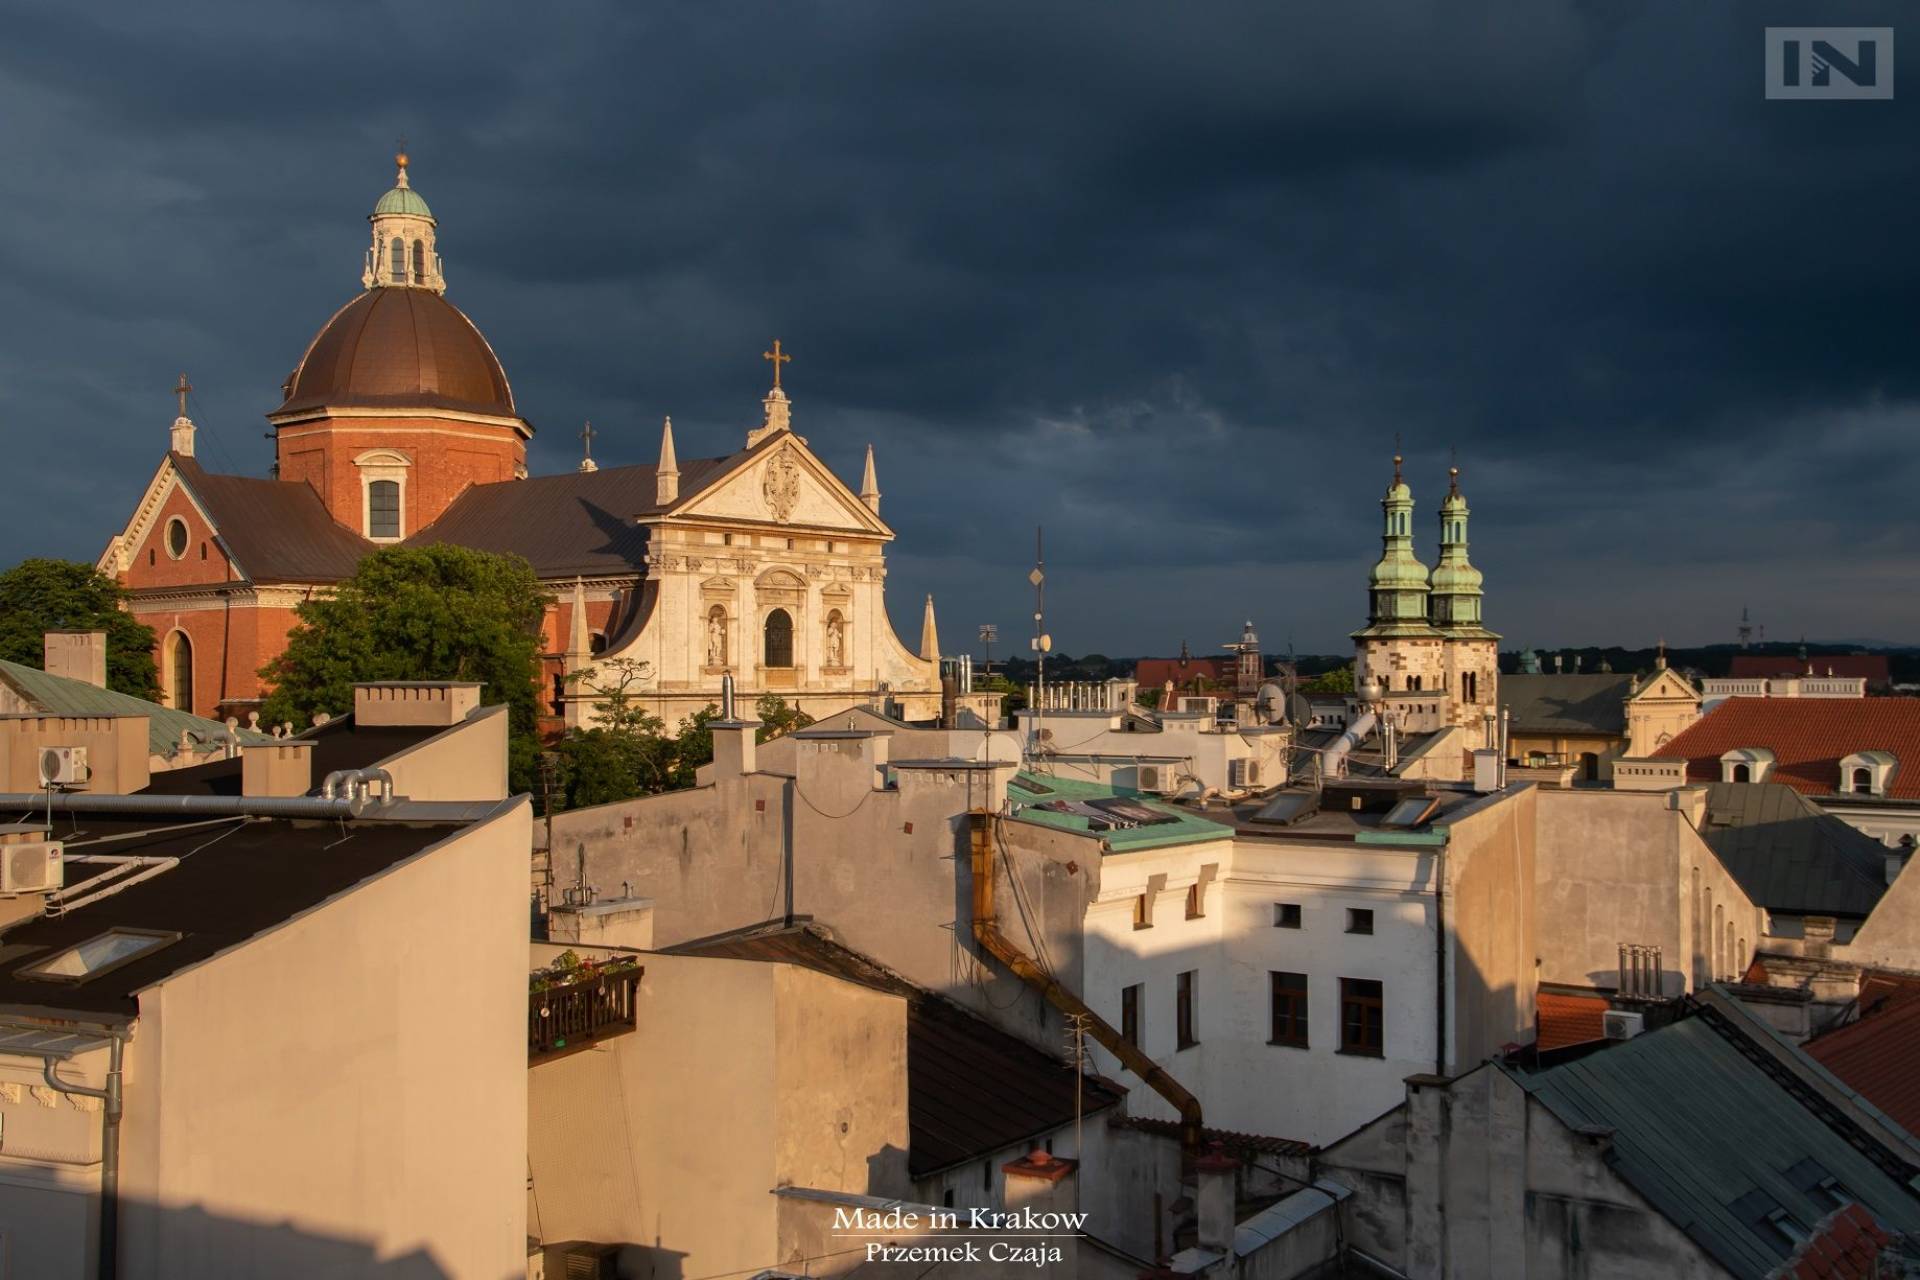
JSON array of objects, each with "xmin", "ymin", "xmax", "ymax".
[
  {"xmin": 764, "ymin": 608, "xmax": 793, "ymax": 669},
  {"xmin": 706, "ymin": 606, "xmax": 728, "ymax": 668},
  {"xmin": 390, "ymin": 237, "xmax": 407, "ymax": 282},
  {"xmin": 368, "ymin": 480, "xmax": 401, "ymax": 538},
  {"xmin": 166, "ymin": 630, "xmax": 194, "ymax": 713},
  {"xmin": 412, "ymin": 240, "xmax": 426, "ymax": 283}
]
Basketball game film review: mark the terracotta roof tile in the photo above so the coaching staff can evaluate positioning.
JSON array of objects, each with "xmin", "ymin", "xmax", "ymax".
[
  {"xmin": 1657, "ymin": 699, "xmax": 1920, "ymax": 799},
  {"xmin": 1537, "ymin": 990, "xmax": 1610, "ymax": 1050},
  {"xmin": 1805, "ymin": 991, "xmax": 1920, "ymax": 1137}
]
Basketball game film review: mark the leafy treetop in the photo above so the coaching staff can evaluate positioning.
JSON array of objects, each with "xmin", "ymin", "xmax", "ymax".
[{"xmin": 0, "ymin": 559, "xmax": 160, "ymax": 700}]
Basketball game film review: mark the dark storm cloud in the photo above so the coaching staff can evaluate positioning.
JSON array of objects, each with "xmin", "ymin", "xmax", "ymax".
[{"xmin": 2, "ymin": 0, "xmax": 1915, "ymax": 652}]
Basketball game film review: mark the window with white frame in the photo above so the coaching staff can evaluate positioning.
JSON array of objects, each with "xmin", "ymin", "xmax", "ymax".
[
  {"xmin": 355, "ymin": 450, "xmax": 412, "ymax": 541},
  {"xmin": 1839, "ymin": 751, "xmax": 1897, "ymax": 797},
  {"xmin": 1720, "ymin": 747, "xmax": 1774, "ymax": 785}
]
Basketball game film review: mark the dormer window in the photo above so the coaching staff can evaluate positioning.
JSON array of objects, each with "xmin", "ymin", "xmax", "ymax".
[
  {"xmin": 1720, "ymin": 747, "xmax": 1774, "ymax": 785},
  {"xmin": 1839, "ymin": 751, "xmax": 1897, "ymax": 798}
]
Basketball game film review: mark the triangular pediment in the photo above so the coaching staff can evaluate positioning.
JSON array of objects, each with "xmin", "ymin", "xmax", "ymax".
[
  {"xmin": 99, "ymin": 454, "xmax": 239, "ymax": 578},
  {"xmin": 1633, "ymin": 668, "xmax": 1700, "ymax": 702},
  {"xmin": 669, "ymin": 435, "xmax": 890, "ymax": 536}
]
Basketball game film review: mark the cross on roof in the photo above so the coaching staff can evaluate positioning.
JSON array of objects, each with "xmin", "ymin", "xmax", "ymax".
[
  {"xmin": 762, "ymin": 339, "xmax": 791, "ymax": 390},
  {"xmin": 579, "ymin": 420, "xmax": 596, "ymax": 461},
  {"xmin": 174, "ymin": 373, "xmax": 192, "ymax": 418}
]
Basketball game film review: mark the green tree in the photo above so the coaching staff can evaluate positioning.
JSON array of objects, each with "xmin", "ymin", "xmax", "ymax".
[
  {"xmin": 259, "ymin": 545, "xmax": 549, "ymax": 783},
  {"xmin": 1301, "ymin": 664, "xmax": 1355, "ymax": 694},
  {"xmin": 755, "ymin": 694, "xmax": 814, "ymax": 744},
  {"xmin": 0, "ymin": 559, "xmax": 160, "ymax": 700}
]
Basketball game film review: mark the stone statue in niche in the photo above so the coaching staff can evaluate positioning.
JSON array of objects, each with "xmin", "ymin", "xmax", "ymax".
[
  {"xmin": 707, "ymin": 611, "xmax": 727, "ymax": 667},
  {"xmin": 825, "ymin": 613, "xmax": 846, "ymax": 668}
]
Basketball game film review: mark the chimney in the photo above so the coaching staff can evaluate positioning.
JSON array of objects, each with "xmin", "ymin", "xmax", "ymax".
[
  {"xmin": 1002, "ymin": 1149, "xmax": 1080, "ymax": 1280},
  {"xmin": 548, "ymin": 897, "xmax": 655, "ymax": 950},
  {"xmin": 242, "ymin": 740, "xmax": 313, "ymax": 798},
  {"xmin": 43, "ymin": 632, "xmax": 107, "ymax": 689},
  {"xmin": 711, "ymin": 673, "xmax": 756, "ymax": 778},
  {"xmin": 1554, "ymin": 653, "xmax": 1564, "ymax": 673},
  {"xmin": 1193, "ymin": 1149, "xmax": 1238, "ymax": 1254}
]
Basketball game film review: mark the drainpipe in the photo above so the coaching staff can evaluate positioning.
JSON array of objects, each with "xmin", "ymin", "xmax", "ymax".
[
  {"xmin": 966, "ymin": 811, "xmax": 1205, "ymax": 1153},
  {"xmin": 41, "ymin": 1028, "xmax": 128, "ymax": 1280},
  {"xmin": 1433, "ymin": 842, "xmax": 1448, "ymax": 1077}
]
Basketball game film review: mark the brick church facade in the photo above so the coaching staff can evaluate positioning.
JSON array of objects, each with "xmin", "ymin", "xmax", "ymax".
[{"xmin": 99, "ymin": 155, "xmax": 939, "ymax": 728}]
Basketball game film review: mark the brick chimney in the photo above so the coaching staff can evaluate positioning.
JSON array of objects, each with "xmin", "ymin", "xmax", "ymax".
[
  {"xmin": 43, "ymin": 632, "xmax": 107, "ymax": 689},
  {"xmin": 242, "ymin": 741, "xmax": 314, "ymax": 798}
]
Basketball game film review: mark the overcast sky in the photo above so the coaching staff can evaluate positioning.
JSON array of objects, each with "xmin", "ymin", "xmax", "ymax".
[{"xmin": 3, "ymin": 1, "xmax": 1915, "ymax": 655}]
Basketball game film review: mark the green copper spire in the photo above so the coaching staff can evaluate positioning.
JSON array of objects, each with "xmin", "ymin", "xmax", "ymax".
[
  {"xmin": 1429, "ymin": 465, "xmax": 1499, "ymax": 639},
  {"xmin": 1352, "ymin": 452, "xmax": 1440, "ymax": 640}
]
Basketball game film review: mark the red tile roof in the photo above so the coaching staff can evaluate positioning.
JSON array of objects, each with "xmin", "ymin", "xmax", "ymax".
[
  {"xmin": 1769, "ymin": 1203, "xmax": 1897, "ymax": 1279},
  {"xmin": 1805, "ymin": 988, "xmax": 1920, "ymax": 1137},
  {"xmin": 1731, "ymin": 654, "xmax": 1891, "ymax": 684},
  {"xmin": 1537, "ymin": 990, "xmax": 1609, "ymax": 1050},
  {"xmin": 1135, "ymin": 657, "xmax": 1235, "ymax": 691},
  {"xmin": 1657, "ymin": 698, "xmax": 1920, "ymax": 799}
]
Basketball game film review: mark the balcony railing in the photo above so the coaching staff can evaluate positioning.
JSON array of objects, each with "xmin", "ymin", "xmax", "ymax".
[{"xmin": 529, "ymin": 967, "xmax": 641, "ymax": 1064}]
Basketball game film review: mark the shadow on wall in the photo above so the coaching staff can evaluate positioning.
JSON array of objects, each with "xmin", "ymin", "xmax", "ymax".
[{"xmin": 78, "ymin": 1199, "xmax": 471, "ymax": 1280}]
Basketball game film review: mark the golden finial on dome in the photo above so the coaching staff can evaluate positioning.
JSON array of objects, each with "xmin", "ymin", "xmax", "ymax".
[{"xmin": 394, "ymin": 143, "xmax": 410, "ymax": 187}]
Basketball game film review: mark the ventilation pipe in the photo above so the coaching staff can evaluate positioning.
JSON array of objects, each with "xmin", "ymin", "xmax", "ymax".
[
  {"xmin": 1323, "ymin": 711, "xmax": 1378, "ymax": 779},
  {"xmin": 0, "ymin": 792, "xmax": 370, "ymax": 819},
  {"xmin": 967, "ymin": 812, "xmax": 1204, "ymax": 1153}
]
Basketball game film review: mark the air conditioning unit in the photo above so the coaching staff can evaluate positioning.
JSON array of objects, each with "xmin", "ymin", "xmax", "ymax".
[
  {"xmin": 36, "ymin": 747, "xmax": 89, "ymax": 789},
  {"xmin": 1, "ymin": 841, "xmax": 63, "ymax": 895},
  {"xmin": 1230, "ymin": 758, "xmax": 1263, "ymax": 788},
  {"xmin": 1602, "ymin": 1010, "xmax": 1644, "ymax": 1041},
  {"xmin": 562, "ymin": 1244, "xmax": 618, "ymax": 1280},
  {"xmin": 1136, "ymin": 765, "xmax": 1178, "ymax": 795}
]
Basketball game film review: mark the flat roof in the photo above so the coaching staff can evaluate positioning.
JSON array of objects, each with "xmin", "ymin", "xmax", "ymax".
[
  {"xmin": 139, "ymin": 715, "xmax": 443, "ymax": 798},
  {"xmin": 0, "ymin": 809, "xmax": 490, "ymax": 1018},
  {"xmin": 1007, "ymin": 772, "xmax": 1234, "ymax": 852}
]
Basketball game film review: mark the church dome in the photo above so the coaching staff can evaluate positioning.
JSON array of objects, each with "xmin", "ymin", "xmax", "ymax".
[
  {"xmin": 373, "ymin": 185, "xmax": 433, "ymax": 220},
  {"xmin": 274, "ymin": 287, "xmax": 517, "ymax": 419}
]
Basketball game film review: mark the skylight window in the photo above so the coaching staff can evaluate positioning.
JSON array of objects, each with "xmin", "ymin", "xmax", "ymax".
[{"xmin": 20, "ymin": 929, "xmax": 180, "ymax": 983}]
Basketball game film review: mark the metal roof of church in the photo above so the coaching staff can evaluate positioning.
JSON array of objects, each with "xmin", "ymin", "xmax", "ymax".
[
  {"xmin": 404, "ymin": 456, "xmax": 733, "ymax": 577},
  {"xmin": 1499, "ymin": 672, "xmax": 1636, "ymax": 736},
  {"xmin": 172, "ymin": 455, "xmax": 371, "ymax": 583}
]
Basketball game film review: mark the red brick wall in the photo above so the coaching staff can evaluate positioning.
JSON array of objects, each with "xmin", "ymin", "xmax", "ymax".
[
  {"xmin": 130, "ymin": 598, "xmax": 307, "ymax": 720},
  {"xmin": 122, "ymin": 487, "xmax": 239, "ymax": 591},
  {"xmin": 276, "ymin": 415, "xmax": 525, "ymax": 536}
]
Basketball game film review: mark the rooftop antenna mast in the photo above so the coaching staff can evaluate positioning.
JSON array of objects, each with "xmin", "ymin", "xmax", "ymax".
[{"xmin": 1030, "ymin": 527, "xmax": 1050, "ymax": 758}]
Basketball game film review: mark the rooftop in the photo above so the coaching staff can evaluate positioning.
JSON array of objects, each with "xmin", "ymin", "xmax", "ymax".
[
  {"xmin": 671, "ymin": 922, "xmax": 1125, "ymax": 1177},
  {"xmin": 0, "ymin": 659, "xmax": 272, "ymax": 760},
  {"xmin": 1696, "ymin": 782, "xmax": 1892, "ymax": 918},
  {"xmin": 0, "ymin": 809, "xmax": 492, "ymax": 1018},
  {"xmin": 1661, "ymin": 699, "xmax": 1920, "ymax": 801},
  {"xmin": 170, "ymin": 454, "xmax": 373, "ymax": 583},
  {"xmin": 1007, "ymin": 772, "xmax": 1235, "ymax": 852},
  {"xmin": 1516, "ymin": 1005, "xmax": 1920, "ymax": 1279},
  {"xmin": 1729, "ymin": 654, "xmax": 1891, "ymax": 684},
  {"xmin": 1499, "ymin": 672, "xmax": 1637, "ymax": 736},
  {"xmin": 1804, "ymin": 981, "xmax": 1920, "ymax": 1139},
  {"xmin": 139, "ymin": 714, "xmax": 444, "ymax": 797}
]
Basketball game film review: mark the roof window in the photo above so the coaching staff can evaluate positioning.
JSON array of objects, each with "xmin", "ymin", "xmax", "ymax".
[{"xmin": 20, "ymin": 929, "xmax": 180, "ymax": 984}]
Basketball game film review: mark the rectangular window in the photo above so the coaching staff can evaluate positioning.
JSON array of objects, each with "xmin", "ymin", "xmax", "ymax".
[
  {"xmin": 1176, "ymin": 970, "xmax": 1198, "ymax": 1050},
  {"xmin": 1270, "ymin": 971, "xmax": 1308, "ymax": 1047},
  {"xmin": 1346, "ymin": 908, "xmax": 1374, "ymax": 935},
  {"xmin": 367, "ymin": 479, "xmax": 402, "ymax": 538},
  {"xmin": 1340, "ymin": 978, "xmax": 1384, "ymax": 1057},
  {"xmin": 1274, "ymin": 902, "xmax": 1302, "ymax": 929},
  {"xmin": 1121, "ymin": 984, "xmax": 1142, "ymax": 1048}
]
